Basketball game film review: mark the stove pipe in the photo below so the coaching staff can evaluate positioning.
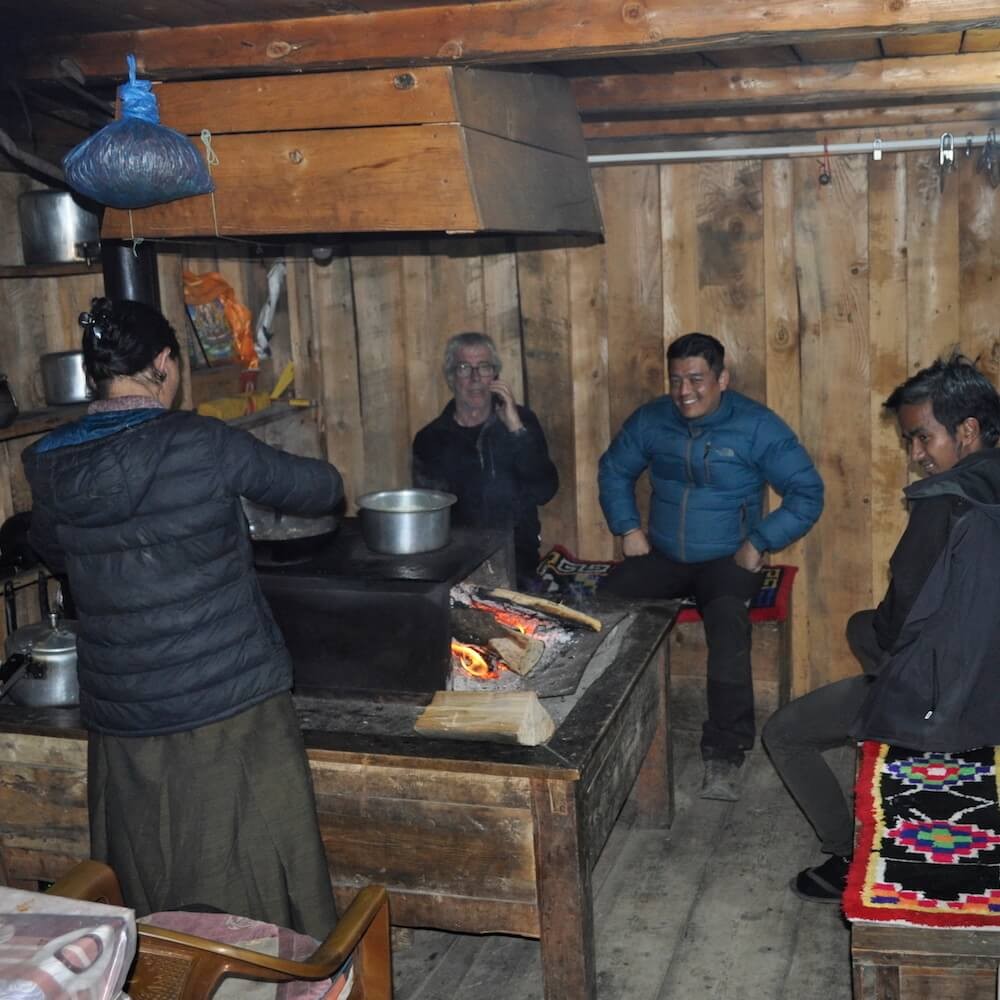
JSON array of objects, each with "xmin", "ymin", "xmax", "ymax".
[{"xmin": 101, "ymin": 240, "xmax": 160, "ymax": 308}]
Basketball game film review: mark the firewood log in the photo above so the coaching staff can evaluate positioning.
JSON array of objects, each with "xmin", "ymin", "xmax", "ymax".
[
  {"xmin": 451, "ymin": 606, "xmax": 544, "ymax": 675},
  {"xmin": 486, "ymin": 589, "xmax": 602, "ymax": 632},
  {"xmin": 415, "ymin": 691, "xmax": 556, "ymax": 745}
]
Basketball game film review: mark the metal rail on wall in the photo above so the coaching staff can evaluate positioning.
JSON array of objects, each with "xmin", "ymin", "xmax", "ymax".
[
  {"xmin": 587, "ymin": 132, "xmax": 997, "ymax": 165},
  {"xmin": 588, "ymin": 129, "xmax": 1000, "ymax": 189}
]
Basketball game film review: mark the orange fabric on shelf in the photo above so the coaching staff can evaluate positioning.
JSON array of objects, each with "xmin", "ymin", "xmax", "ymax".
[{"xmin": 183, "ymin": 270, "xmax": 258, "ymax": 370}]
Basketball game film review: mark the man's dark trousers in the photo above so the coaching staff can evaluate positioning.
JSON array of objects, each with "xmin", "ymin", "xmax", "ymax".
[
  {"xmin": 761, "ymin": 609, "xmax": 884, "ymax": 858},
  {"xmin": 602, "ymin": 549, "xmax": 763, "ymax": 763}
]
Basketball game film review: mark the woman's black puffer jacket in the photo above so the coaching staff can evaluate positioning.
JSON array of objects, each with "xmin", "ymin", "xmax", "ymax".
[{"xmin": 22, "ymin": 409, "xmax": 343, "ymax": 736}]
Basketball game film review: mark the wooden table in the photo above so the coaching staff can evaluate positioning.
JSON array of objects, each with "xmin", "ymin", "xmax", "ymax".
[{"xmin": 0, "ymin": 599, "xmax": 676, "ymax": 1000}]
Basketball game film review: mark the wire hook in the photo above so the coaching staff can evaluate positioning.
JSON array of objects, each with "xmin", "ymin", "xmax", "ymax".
[{"xmin": 818, "ymin": 139, "xmax": 832, "ymax": 185}]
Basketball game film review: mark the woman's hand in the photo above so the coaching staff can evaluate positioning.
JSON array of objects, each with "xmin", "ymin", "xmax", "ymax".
[
  {"xmin": 490, "ymin": 380, "xmax": 524, "ymax": 433},
  {"xmin": 622, "ymin": 528, "xmax": 651, "ymax": 557}
]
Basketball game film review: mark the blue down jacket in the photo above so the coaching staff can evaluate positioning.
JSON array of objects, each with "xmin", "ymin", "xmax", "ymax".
[
  {"xmin": 598, "ymin": 390, "xmax": 823, "ymax": 562},
  {"xmin": 22, "ymin": 408, "xmax": 343, "ymax": 737}
]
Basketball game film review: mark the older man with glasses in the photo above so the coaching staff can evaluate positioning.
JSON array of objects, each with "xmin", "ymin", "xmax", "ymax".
[{"xmin": 412, "ymin": 331, "xmax": 558, "ymax": 587}]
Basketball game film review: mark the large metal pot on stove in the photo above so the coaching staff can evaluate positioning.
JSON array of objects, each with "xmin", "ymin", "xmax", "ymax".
[
  {"xmin": 357, "ymin": 488, "xmax": 457, "ymax": 555},
  {"xmin": 0, "ymin": 579, "xmax": 79, "ymax": 707}
]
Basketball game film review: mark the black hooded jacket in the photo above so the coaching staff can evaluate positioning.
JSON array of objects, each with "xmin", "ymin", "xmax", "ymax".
[
  {"xmin": 853, "ymin": 447, "xmax": 1000, "ymax": 750},
  {"xmin": 22, "ymin": 408, "xmax": 343, "ymax": 737},
  {"xmin": 872, "ymin": 448, "xmax": 1000, "ymax": 653}
]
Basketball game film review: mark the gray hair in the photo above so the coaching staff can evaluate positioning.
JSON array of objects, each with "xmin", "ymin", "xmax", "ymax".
[{"xmin": 443, "ymin": 332, "xmax": 502, "ymax": 388}]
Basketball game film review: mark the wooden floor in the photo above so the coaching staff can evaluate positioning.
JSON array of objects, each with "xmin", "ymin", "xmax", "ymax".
[{"xmin": 392, "ymin": 732, "xmax": 855, "ymax": 1000}]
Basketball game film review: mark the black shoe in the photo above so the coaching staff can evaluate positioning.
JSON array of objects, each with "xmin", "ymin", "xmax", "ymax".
[{"xmin": 791, "ymin": 854, "xmax": 850, "ymax": 903}]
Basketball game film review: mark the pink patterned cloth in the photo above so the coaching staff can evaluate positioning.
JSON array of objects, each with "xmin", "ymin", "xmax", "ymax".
[
  {"xmin": 0, "ymin": 886, "xmax": 135, "ymax": 1000},
  {"xmin": 141, "ymin": 912, "xmax": 353, "ymax": 1000}
]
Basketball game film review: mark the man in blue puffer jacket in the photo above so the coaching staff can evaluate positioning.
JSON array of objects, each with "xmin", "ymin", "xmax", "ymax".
[{"xmin": 599, "ymin": 333, "xmax": 823, "ymax": 801}]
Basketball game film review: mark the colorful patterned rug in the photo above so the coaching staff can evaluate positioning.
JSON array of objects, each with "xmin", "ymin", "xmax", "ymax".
[
  {"xmin": 535, "ymin": 546, "xmax": 794, "ymax": 623},
  {"xmin": 844, "ymin": 741, "xmax": 1000, "ymax": 928}
]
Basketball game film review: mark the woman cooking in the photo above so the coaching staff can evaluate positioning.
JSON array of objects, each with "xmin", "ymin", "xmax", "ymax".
[{"xmin": 22, "ymin": 297, "xmax": 342, "ymax": 938}]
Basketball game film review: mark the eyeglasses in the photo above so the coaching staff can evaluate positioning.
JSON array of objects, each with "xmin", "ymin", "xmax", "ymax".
[{"xmin": 453, "ymin": 362, "xmax": 496, "ymax": 379}]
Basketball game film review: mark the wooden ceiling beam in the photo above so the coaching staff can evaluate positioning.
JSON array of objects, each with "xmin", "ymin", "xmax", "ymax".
[
  {"xmin": 581, "ymin": 101, "xmax": 1000, "ymax": 139},
  {"xmin": 17, "ymin": 0, "xmax": 1000, "ymax": 81},
  {"xmin": 573, "ymin": 50, "xmax": 1000, "ymax": 116}
]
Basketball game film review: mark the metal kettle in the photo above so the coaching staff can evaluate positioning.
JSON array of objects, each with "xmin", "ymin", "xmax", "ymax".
[{"xmin": 0, "ymin": 577, "xmax": 79, "ymax": 707}]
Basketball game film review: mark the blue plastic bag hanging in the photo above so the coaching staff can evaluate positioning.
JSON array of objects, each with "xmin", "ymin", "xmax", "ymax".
[{"xmin": 63, "ymin": 54, "xmax": 214, "ymax": 210}]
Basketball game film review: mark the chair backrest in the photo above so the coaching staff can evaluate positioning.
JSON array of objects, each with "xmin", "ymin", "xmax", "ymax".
[{"xmin": 47, "ymin": 860, "xmax": 393, "ymax": 1000}]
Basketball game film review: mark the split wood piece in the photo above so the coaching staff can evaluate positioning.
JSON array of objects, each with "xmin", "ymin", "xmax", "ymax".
[
  {"xmin": 415, "ymin": 691, "xmax": 556, "ymax": 746},
  {"xmin": 451, "ymin": 606, "xmax": 544, "ymax": 676},
  {"xmin": 487, "ymin": 588, "xmax": 603, "ymax": 632}
]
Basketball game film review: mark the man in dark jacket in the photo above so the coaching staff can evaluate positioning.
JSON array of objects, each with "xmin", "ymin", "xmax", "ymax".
[
  {"xmin": 763, "ymin": 356, "xmax": 1000, "ymax": 903},
  {"xmin": 412, "ymin": 332, "xmax": 558, "ymax": 588},
  {"xmin": 599, "ymin": 332, "xmax": 824, "ymax": 801}
]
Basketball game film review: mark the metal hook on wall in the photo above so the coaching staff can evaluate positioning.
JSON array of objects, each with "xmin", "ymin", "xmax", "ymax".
[
  {"xmin": 977, "ymin": 128, "xmax": 1000, "ymax": 188},
  {"xmin": 818, "ymin": 140, "xmax": 832, "ymax": 185},
  {"xmin": 939, "ymin": 133, "xmax": 955, "ymax": 193}
]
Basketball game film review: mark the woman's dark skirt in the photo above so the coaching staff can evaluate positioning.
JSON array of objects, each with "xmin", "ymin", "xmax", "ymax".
[{"xmin": 88, "ymin": 692, "xmax": 337, "ymax": 940}]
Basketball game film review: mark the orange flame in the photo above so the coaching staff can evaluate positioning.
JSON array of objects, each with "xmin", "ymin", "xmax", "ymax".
[
  {"xmin": 469, "ymin": 600, "xmax": 540, "ymax": 636},
  {"xmin": 451, "ymin": 640, "xmax": 501, "ymax": 679}
]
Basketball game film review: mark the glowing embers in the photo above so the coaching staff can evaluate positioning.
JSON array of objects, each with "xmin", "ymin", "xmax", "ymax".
[
  {"xmin": 448, "ymin": 585, "xmax": 578, "ymax": 692},
  {"xmin": 450, "ymin": 639, "xmax": 503, "ymax": 680}
]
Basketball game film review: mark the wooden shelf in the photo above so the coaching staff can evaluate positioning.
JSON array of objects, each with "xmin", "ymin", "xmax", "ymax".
[
  {"xmin": 0, "ymin": 262, "xmax": 103, "ymax": 279},
  {"xmin": 0, "ymin": 404, "xmax": 89, "ymax": 442},
  {"xmin": 228, "ymin": 401, "xmax": 316, "ymax": 431}
]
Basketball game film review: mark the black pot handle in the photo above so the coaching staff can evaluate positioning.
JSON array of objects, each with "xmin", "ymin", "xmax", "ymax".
[
  {"xmin": 38, "ymin": 570, "xmax": 50, "ymax": 618},
  {"xmin": 0, "ymin": 651, "xmax": 32, "ymax": 696}
]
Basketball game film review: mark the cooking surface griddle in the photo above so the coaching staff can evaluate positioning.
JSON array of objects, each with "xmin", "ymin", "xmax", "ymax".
[{"xmin": 255, "ymin": 519, "xmax": 508, "ymax": 585}]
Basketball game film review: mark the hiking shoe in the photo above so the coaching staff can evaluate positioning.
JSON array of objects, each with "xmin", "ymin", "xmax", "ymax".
[
  {"xmin": 699, "ymin": 758, "xmax": 743, "ymax": 801},
  {"xmin": 791, "ymin": 854, "xmax": 850, "ymax": 903}
]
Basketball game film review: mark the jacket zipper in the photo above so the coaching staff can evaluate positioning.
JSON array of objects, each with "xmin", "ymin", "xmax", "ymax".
[
  {"xmin": 679, "ymin": 436, "xmax": 696, "ymax": 561},
  {"xmin": 924, "ymin": 650, "xmax": 939, "ymax": 721},
  {"xmin": 703, "ymin": 441, "xmax": 712, "ymax": 484}
]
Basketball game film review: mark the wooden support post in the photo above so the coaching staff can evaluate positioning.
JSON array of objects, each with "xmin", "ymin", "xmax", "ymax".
[{"xmin": 530, "ymin": 777, "xmax": 595, "ymax": 1000}]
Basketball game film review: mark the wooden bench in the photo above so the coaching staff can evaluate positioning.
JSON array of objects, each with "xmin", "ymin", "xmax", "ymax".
[
  {"xmin": 669, "ymin": 564, "xmax": 795, "ymax": 733},
  {"xmin": 852, "ymin": 923, "xmax": 1000, "ymax": 999}
]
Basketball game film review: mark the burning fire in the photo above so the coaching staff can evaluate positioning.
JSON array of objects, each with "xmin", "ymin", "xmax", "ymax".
[
  {"xmin": 451, "ymin": 640, "xmax": 503, "ymax": 679},
  {"xmin": 470, "ymin": 601, "xmax": 540, "ymax": 636}
]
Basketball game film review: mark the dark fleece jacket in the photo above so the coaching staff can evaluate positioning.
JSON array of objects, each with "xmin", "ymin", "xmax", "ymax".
[
  {"xmin": 872, "ymin": 447, "xmax": 1000, "ymax": 653},
  {"xmin": 22, "ymin": 408, "xmax": 343, "ymax": 737},
  {"xmin": 412, "ymin": 401, "xmax": 558, "ymax": 576},
  {"xmin": 853, "ymin": 446, "xmax": 1000, "ymax": 750}
]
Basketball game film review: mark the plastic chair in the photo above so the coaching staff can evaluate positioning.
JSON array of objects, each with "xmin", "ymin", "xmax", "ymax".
[{"xmin": 47, "ymin": 860, "xmax": 392, "ymax": 1000}]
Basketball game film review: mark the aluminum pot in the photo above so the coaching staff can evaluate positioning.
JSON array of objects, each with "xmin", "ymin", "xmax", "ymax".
[
  {"xmin": 357, "ymin": 489, "xmax": 457, "ymax": 555},
  {"xmin": 18, "ymin": 190, "xmax": 100, "ymax": 266},
  {"xmin": 0, "ymin": 612, "xmax": 79, "ymax": 707},
  {"xmin": 40, "ymin": 350, "xmax": 93, "ymax": 406}
]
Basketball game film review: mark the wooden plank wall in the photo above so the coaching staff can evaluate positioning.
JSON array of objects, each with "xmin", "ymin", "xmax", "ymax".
[
  {"xmin": 0, "ymin": 151, "xmax": 997, "ymax": 695},
  {"xmin": 296, "ymin": 154, "xmax": 999, "ymax": 695}
]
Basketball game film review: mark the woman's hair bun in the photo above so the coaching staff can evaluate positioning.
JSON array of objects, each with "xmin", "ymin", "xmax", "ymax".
[{"xmin": 79, "ymin": 297, "xmax": 180, "ymax": 387}]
